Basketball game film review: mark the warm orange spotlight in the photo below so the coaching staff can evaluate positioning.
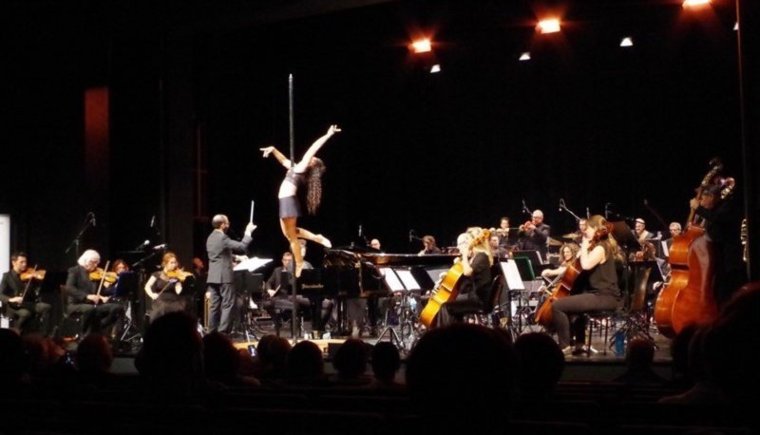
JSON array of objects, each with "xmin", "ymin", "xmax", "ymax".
[
  {"xmin": 682, "ymin": 0, "xmax": 711, "ymax": 8},
  {"xmin": 537, "ymin": 18, "xmax": 561, "ymax": 34},
  {"xmin": 411, "ymin": 38, "xmax": 432, "ymax": 53}
]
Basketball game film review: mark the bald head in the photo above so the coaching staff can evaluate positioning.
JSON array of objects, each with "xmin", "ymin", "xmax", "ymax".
[{"xmin": 211, "ymin": 214, "xmax": 229, "ymax": 230}]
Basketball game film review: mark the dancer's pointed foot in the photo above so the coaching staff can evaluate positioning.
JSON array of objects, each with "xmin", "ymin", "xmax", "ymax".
[
  {"xmin": 295, "ymin": 261, "xmax": 304, "ymax": 278},
  {"xmin": 315, "ymin": 235, "xmax": 332, "ymax": 248}
]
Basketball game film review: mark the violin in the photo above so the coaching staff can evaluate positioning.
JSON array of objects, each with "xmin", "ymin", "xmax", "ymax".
[
  {"xmin": 89, "ymin": 268, "xmax": 117, "ymax": 283},
  {"xmin": 165, "ymin": 269, "xmax": 193, "ymax": 282},
  {"xmin": 20, "ymin": 268, "xmax": 46, "ymax": 281}
]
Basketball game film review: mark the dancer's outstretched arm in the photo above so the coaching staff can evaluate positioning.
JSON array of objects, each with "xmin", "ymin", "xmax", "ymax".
[
  {"xmin": 260, "ymin": 146, "xmax": 291, "ymax": 169},
  {"xmin": 292, "ymin": 124, "xmax": 340, "ymax": 172}
]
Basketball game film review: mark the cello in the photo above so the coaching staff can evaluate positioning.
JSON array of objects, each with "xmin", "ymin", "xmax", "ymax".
[
  {"xmin": 654, "ymin": 160, "xmax": 722, "ymax": 338},
  {"xmin": 420, "ymin": 229, "xmax": 491, "ymax": 327}
]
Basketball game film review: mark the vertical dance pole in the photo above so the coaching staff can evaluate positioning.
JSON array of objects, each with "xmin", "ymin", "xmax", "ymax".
[{"xmin": 288, "ymin": 74, "xmax": 299, "ymax": 342}]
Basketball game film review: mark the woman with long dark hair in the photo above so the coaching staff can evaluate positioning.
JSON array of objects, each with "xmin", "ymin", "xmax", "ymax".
[
  {"xmin": 260, "ymin": 124, "xmax": 340, "ymax": 277},
  {"xmin": 551, "ymin": 215, "xmax": 622, "ymax": 355}
]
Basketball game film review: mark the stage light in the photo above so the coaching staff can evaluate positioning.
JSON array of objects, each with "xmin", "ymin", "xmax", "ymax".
[
  {"xmin": 537, "ymin": 18, "xmax": 561, "ymax": 34},
  {"xmin": 411, "ymin": 38, "xmax": 432, "ymax": 53},
  {"xmin": 620, "ymin": 37, "xmax": 634, "ymax": 47},
  {"xmin": 430, "ymin": 64, "xmax": 441, "ymax": 73},
  {"xmin": 519, "ymin": 52, "xmax": 531, "ymax": 61},
  {"xmin": 682, "ymin": 0, "xmax": 711, "ymax": 8}
]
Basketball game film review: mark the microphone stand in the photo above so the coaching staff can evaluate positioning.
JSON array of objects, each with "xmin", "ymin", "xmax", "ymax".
[
  {"xmin": 558, "ymin": 199, "xmax": 583, "ymax": 222},
  {"xmin": 64, "ymin": 215, "xmax": 94, "ymax": 261}
]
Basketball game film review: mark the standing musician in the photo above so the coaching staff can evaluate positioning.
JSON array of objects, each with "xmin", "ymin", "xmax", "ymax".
[
  {"xmin": 494, "ymin": 217, "xmax": 512, "ymax": 249},
  {"xmin": 206, "ymin": 214, "xmax": 256, "ymax": 335},
  {"xmin": 144, "ymin": 252, "xmax": 190, "ymax": 321},
  {"xmin": 64, "ymin": 249, "xmax": 126, "ymax": 336},
  {"xmin": 551, "ymin": 215, "xmax": 622, "ymax": 355},
  {"xmin": 517, "ymin": 210, "xmax": 551, "ymax": 260},
  {"xmin": 436, "ymin": 227, "xmax": 493, "ymax": 327},
  {"xmin": 260, "ymin": 124, "xmax": 340, "ymax": 278},
  {"xmin": 689, "ymin": 183, "xmax": 746, "ymax": 308},
  {"xmin": 0, "ymin": 252, "xmax": 52, "ymax": 335}
]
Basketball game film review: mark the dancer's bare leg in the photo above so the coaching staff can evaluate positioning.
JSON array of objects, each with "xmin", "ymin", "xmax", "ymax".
[
  {"xmin": 295, "ymin": 227, "xmax": 332, "ymax": 248},
  {"xmin": 280, "ymin": 217, "xmax": 305, "ymax": 277}
]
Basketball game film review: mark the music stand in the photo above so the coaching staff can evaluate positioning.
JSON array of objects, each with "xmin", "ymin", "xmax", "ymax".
[
  {"xmin": 375, "ymin": 267, "xmax": 413, "ymax": 352},
  {"xmin": 609, "ymin": 220, "xmax": 640, "ymax": 256},
  {"xmin": 112, "ymin": 272, "xmax": 142, "ymax": 346}
]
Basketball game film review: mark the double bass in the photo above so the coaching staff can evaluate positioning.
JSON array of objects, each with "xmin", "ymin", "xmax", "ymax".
[
  {"xmin": 420, "ymin": 229, "xmax": 490, "ymax": 327},
  {"xmin": 654, "ymin": 160, "xmax": 722, "ymax": 338}
]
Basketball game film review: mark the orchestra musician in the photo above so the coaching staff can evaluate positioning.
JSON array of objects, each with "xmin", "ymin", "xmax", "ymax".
[
  {"xmin": 263, "ymin": 251, "xmax": 332, "ymax": 334},
  {"xmin": 689, "ymin": 183, "xmax": 747, "ymax": 308},
  {"xmin": 633, "ymin": 218, "xmax": 654, "ymax": 243},
  {"xmin": 144, "ymin": 252, "xmax": 190, "ymax": 321},
  {"xmin": 0, "ymin": 252, "xmax": 52, "ymax": 336},
  {"xmin": 551, "ymin": 215, "xmax": 622, "ymax": 355},
  {"xmin": 541, "ymin": 243, "xmax": 580, "ymax": 281},
  {"xmin": 665, "ymin": 222, "xmax": 682, "ymax": 252},
  {"xmin": 517, "ymin": 210, "xmax": 551, "ymax": 260},
  {"xmin": 436, "ymin": 227, "xmax": 493, "ymax": 327},
  {"xmin": 493, "ymin": 216, "xmax": 512, "ymax": 249},
  {"xmin": 488, "ymin": 234, "xmax": 509, "ymax": 259},
  {"xmin": 64, "ymin": 249, "xmax": 126, "ymax": 337},
  {"xmin": 260, "ymin": 124, "xmax": 340, "ymax": 278},
  {"xmin": 418, "ymin": 235, "xmax": 442, "ymax": 255}
]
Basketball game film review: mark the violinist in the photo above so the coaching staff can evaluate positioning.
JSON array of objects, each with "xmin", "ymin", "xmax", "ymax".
[
  {"xmin": 689, "ymin": 183, "xmax": 747, "ymax": 308},
  {"xmin": 0, "ymin": 252, "xmax": 52, "ymax": 335},
  {"xmin": 551, "ymin": 215, "xmax": 622, "ymax": 356},
  {"xmin": 144, "ymin": 251, "xmax": 190, "ymax": 321},
  {"xmin": 517, "ymin": 210, "xmax": 551, "ymax": 260},
  {"xmin": 64, "ymin": 249, "xmax": 126, "ymax": 337}
]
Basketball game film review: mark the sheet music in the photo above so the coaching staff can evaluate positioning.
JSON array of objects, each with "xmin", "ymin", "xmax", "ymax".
[
  {"xmin": 396, "ymin": 269, "xmax": 421, "ymax": 291},
  {"xmin": 661, "ymin": 240, "xmax": 669, "ymax": 258},
  {"xmin": 379, "ymin": 267, "xmax": 405, "ymax": 292},
  {"xmin": 500, "ymin": 260, "xmax": 525, "ymax": 290},
  {"xmin": 233, "ymin": 256, "xmax": 272, "ymax": 272}
]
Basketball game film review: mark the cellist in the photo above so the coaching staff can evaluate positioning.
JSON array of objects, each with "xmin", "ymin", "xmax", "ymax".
[
  {"xmin": 551, "ymin": 215, "xmax": 622, "ymax": 356},
  {"xmin": 689, "ymin": 183, "xmax": 746, "ymax": 308}
]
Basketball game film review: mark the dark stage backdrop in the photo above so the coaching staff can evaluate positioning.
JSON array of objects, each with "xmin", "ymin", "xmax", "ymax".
[{"xmin": 0, "ymin": 0, "xmax": 744, "ymax": 271}]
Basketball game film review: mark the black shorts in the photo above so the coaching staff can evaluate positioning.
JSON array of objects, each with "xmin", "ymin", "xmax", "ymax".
[{"xmin": 279, "ymin": 196, "xmax": 302, "ymax": 218}]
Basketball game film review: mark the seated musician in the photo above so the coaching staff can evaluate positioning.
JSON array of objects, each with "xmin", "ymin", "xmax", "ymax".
[
  {"xmin": 541, "ymin": 243, "xmax": 579, "ymax": 281},
  {"xmin": 144, "ymin": 252, "xmax": 189, "ymax": 321},
  {"xmin": 488, "ymin": 234, "xmax": 509, "ymax": 259},
  {"xmin": 418, "ymin": 235, "xmax": 442, "ymax": 255},
  {"xmin": 264, "ymin": 252, "xmax": 332, "ymax": 333},
  {"xmin": 436, "ymin": 227, "xmax": 493, "ymax": 327},
  {"xmin": 551, "ymin": 215, "xmax": 622, "ymax": 355},
  {"xmin": 65, "ymin": 249, "xmax": 126, "ymax": 337},
  {"xmin": 0, "ymin": 252, "xmax": 52, "ymax": 336}
]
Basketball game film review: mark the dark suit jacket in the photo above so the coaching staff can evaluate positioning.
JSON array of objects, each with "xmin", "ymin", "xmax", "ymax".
[
  {"xmin": 206, "ymin": 229, "xmax": 252, "ymax": 284},
  {"xmin": 518, "ymin": 223, "xmax": 551, "ymax": 256},
  {"xmin": 65, "ymin": 265, "xmax": 97, "ymax": 304},
  {"xmin": 0, "ymin": 271, "xmax": 23, "ymax": 305}
]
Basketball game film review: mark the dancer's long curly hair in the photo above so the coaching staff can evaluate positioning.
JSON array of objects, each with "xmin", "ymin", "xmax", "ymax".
[{"xmin": 305, "ymin": 158, "xmax": 325, "ymax": 215}]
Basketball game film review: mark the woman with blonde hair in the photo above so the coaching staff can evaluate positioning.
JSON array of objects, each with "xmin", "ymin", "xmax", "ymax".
[
  {"xmin": 435, "ymin": 227, "xmax": 493, "ymax": 327},
  {"xmin": 551, "ymin": 215, "xmax": 622, "ymax": 355},
  {"xmin": 261, "ymin": 125, "xmax": 340, "ymax": 277}
]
